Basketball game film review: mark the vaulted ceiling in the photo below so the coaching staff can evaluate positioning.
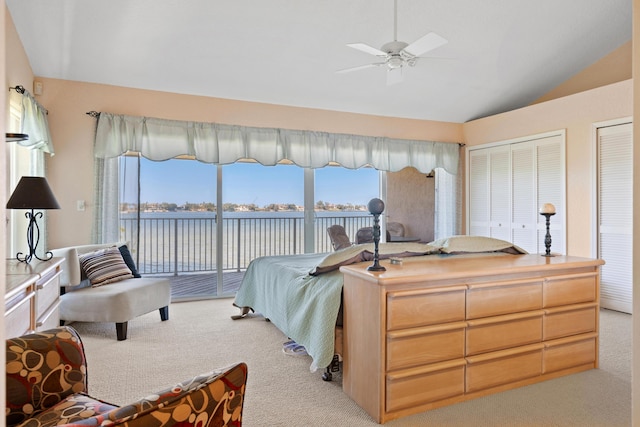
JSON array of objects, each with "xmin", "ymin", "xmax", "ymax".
[{"xmin": 6, "ymin": 0, "xmax": 632, "ymax": 122}]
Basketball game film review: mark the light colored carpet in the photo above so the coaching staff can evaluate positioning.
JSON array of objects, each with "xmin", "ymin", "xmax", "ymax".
[{"xmin": 69, "ymin": 301, "xmax": 631, "ymax": 426}]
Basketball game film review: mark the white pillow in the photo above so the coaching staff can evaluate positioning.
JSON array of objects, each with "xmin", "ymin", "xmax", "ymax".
[{"xmin": 429, "ymin": 235, "xmax": 527, "ymax": 254}]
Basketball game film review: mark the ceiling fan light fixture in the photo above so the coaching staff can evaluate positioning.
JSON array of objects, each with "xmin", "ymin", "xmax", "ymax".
[{"xmin": 388, "ymin": 56, "xmax": 404, "ymax": 69}]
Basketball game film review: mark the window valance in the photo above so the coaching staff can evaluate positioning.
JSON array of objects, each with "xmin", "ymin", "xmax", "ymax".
[
  {"xmin": 95, "ymin": 113, "xmax": 459, "ymax": 174},
  {"xmin": 12, "ymin": 88, "xmax": 54, "ymax": 155}
]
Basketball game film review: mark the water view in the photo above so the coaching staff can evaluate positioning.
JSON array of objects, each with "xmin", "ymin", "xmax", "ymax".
[
  {"xmin": 120, "ymin": 210, "xmax": 372, "ymax": 275},
  {"xmin": 119, "ymin": 157, "xmax": 380, "ymax": 276}
]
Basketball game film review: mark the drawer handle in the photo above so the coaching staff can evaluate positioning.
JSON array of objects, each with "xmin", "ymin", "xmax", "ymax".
[{"xmin": 466, "ymin": 343, "xmax": 544, "ymax": 364}]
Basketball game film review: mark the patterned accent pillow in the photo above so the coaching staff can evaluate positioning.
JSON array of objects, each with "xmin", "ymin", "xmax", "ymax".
[{"xmin": 79, "ymin": 246, "xmax": 134, "ymax": 287}]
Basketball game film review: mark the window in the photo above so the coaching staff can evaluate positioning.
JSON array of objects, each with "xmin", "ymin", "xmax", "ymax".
[
  {"xmin": 314, "ymin": 166, "xmax": 378, "ymax": 249},
  {"xmin": 6, "ymin": 92, "xmax": 45, "ymax": 257},
  {"xmin": 118, "ymin": 156, "xmax": 379, "ymax": 300}
]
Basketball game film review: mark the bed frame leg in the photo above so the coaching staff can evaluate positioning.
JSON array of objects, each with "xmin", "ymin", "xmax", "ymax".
[{"xmin": 322, "ymin": 354, "xmax": 340, "ymax": 381}]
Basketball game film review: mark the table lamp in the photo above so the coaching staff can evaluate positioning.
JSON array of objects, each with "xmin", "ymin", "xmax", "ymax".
[
  {"xmin": 6, "ymin": 176, "xmax": 60, "ymax": 263},
  {"xmin": 367, "ymin": 198, "xmax": 386, "ymax": 272}
]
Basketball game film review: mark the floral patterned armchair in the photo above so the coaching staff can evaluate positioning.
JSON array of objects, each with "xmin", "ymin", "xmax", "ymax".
[{"xmin": 6, "ymin": 327, "xmax": 247, "ymax": 427}]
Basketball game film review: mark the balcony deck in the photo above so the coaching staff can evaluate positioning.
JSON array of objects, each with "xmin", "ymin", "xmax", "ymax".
[{"xmin": 159, "ymin": 271, "xmax": 245, "ymax": 300}]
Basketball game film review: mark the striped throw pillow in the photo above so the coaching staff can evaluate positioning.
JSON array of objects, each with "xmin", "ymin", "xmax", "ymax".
[{"xmin": 79, "ymin": 246, "xmax": 134, "ymax": 287}]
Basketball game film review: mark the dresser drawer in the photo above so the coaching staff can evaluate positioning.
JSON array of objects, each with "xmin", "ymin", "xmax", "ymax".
[
  {"xmin": 387, "ymin": 286, "xmax": 466, "ymax": 331},
  {"xmin": 465, "ymin": 344, "xmax": 543, "ymax": 393},
  {"xmin": 543, "ymin": 333, "xmax": 597, "ymax": 373},
  {"xmin": 543, "ymin": 303, "xmax": 597, "ymax": 340},
  {"xmin": 387, "ymin": 322, "xmax": 466, "ymax": 371},
  {"xmin": 37, "ymin": 301, "xmax": 60, "ymax": 331},
  {"xmin": 5, "ymin": 292, "xmax": 34, "ymax": 338},
  {"xmin": 36, "ymin": 272, "xmax": 61, "ymax": 317},
  {"xmin": 466, "ymin": 279, "xmax": 542, "ymax": 319},
  {"xmin": 386, "ymin": 359, "xmax": 466, "ymax": 412},
  {"xmin": 466, "ymin": 311, "xmax": 543, "ymax": 356},
  {"xmin": 543, "ymin": 273, "xmax": 597, "ymax": 307}
]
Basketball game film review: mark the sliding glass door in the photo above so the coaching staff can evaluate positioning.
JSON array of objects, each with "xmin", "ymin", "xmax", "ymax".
[
  {"xmin": 119, "ymin": 156, "xmax": 380, "ymax": 300},
  {"xmin": 221, "ymin": 161, "xmax": 304, "ymax": 271},
  {"xmin": 120, "ymin": 155, "xmax": 219, "ymax": 299},
  {"xmin": 314, "ymin": 166, "xmax": 379, "ymax": 249}
]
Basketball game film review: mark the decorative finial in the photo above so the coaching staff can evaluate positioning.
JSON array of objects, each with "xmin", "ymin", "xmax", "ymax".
[{"xmin": 367, "ymin": 198, "xmax": 386, "ymax": 272}]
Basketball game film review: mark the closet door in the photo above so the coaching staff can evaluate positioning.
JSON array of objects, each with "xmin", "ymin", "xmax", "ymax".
[
  {"xmin": 511, "ymin": 143, "xmax": 536, "ymax": 252},
  {"xmin": 469, "ymin": 150, "xmax": 490, "ymax": 236},
  {"xmin": 597, "ymin": 122, "xmax": 632, "ymax": 313},
  {"xmin": 467, "ymin": 131, "xmax": 566, "ymax": 255},
  {"xmin": 536, "ymin": 135, "xmax": 566, "ymax": 255},
  {"xmin": 488, "ymin": 146, "xmax": 511, "ymax": 241}
]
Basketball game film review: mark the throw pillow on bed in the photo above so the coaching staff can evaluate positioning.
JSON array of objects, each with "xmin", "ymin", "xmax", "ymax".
[{"xmin": 79, "ymin": 246, "xmax": 134, "ymax": 287}]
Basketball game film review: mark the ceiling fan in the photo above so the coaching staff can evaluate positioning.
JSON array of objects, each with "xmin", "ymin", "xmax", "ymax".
[{"xmin": 337, "ymin": 0, "xmax": 448, "ymax": 85}]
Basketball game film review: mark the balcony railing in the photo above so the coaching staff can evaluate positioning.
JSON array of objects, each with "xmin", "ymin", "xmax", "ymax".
[{"xmin": 119, "ymin": 213, "xmax": 371, "ymax": 275}]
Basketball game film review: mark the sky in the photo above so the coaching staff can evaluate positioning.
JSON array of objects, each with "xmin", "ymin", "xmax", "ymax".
[{"xmin": 128, "ymin": 157, "xmax": 379, "ymax": 207}]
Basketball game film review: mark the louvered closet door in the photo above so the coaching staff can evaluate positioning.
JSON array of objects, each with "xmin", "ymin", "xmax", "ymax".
[
  {"xmin": 489, "ymin": 146, "xmax": 511, "ymax": 241},
  {"xmin": 598, "ymin": 123, "xmax": 632, "ymax": 313},
  {"xmin": 469, "ymin": 150, "xmax": 489, "ymax": 236},
  {"xmin": 536, "ymin": 136, "xmax": 565, "ymax": 255},
  {"xmin": 511, "ymin": 143, "xmax": 536, "ymax": 253}
]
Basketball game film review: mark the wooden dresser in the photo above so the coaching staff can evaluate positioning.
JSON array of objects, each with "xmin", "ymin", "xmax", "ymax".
[
  {"xmin": 5, "ymin": 258, "xmax": 64, "ymax": 338},
  {"xmin": 340, "ymin": 253, "xmax": 604, "ymax": 423}
]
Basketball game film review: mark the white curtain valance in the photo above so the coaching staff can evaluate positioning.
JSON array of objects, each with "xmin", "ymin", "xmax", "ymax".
[
  {"xmin": 18, "ymin": 91, "xmax": 54, "ymax": 155},
  {"xmin": 95, "ymin": 113, "xmax": 460, "ymax": 174}
]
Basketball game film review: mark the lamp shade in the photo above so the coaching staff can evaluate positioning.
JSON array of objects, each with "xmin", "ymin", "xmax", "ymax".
[{"xmin": 6, "ymin": 176, "xmax": 60, "ymax": 210}]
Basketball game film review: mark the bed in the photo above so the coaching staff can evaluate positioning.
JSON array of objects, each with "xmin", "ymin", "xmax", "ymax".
[{"xmin": 232, "ymin": 236, "xmax": 527, "ymax": 373}]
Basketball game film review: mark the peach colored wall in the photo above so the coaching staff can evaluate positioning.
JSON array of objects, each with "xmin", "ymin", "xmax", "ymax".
[
  {"xmin": 532, "ymin": 40, "xmax": 632, "ymax": 105},
  {"xmin": 5, "ymin": 7, "xmax": 33, "ymax": 94},
  {"xmin": 463, "ymin": 80, "xmax": 632, "ymax": 257},
  {"xmin": 36, "ymin": 78, "xmax": 463, "ymax": 248}
]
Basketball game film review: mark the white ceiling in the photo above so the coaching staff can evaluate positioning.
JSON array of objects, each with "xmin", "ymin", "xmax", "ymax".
[{"xmin": 6, "ymin": 0, "xmax": 632, "ymax": 123}]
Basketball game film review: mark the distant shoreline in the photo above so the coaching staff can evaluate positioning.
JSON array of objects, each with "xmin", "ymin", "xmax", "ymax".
[{"xmin": 120, "ymin": 210, "xmax": 370, "ymax": 218}]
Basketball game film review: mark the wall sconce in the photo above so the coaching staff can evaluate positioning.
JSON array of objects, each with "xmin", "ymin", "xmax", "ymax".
[
  {"xmin": 6, "ymin": 133, "xmax": 29, "ymax": 142},
  {"xmin": 6, "ymin": 176, "xmax": 60, "ymax": 263}
]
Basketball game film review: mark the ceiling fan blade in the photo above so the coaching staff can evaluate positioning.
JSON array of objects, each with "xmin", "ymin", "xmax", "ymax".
[
  {"xmin": 386, "ymin": 67, "xmax": 403, "ymax": 85},
  {"xmin": 336, "ymin": 63, "xmax": 384, "ymax": 74},
  {"xmin": 403, "ymin": 32, "xmax": 448, "ymax": 57},
  {"xmin": 346, "ymin": 43, "xmax": 388, "ymax": 57}
]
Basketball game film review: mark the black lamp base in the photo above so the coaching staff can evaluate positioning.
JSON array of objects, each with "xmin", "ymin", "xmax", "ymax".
[{"xmin": 16, "ymin": 209, "xmax": 53, "ymax": 263}]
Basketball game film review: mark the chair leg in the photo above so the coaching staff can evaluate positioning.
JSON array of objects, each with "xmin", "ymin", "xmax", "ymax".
[
  {"xmin": 159, "ymin": 306, "xmax": 169, "ymax": 321},
  {"xmin": 116, "ymin": 322, "xmax": 128, "ymax": 340}
]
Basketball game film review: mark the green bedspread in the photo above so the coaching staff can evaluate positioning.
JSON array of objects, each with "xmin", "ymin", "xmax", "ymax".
[{"xmin": 233, "ymin": 252, "xmax": 344, "ymax": 371}]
